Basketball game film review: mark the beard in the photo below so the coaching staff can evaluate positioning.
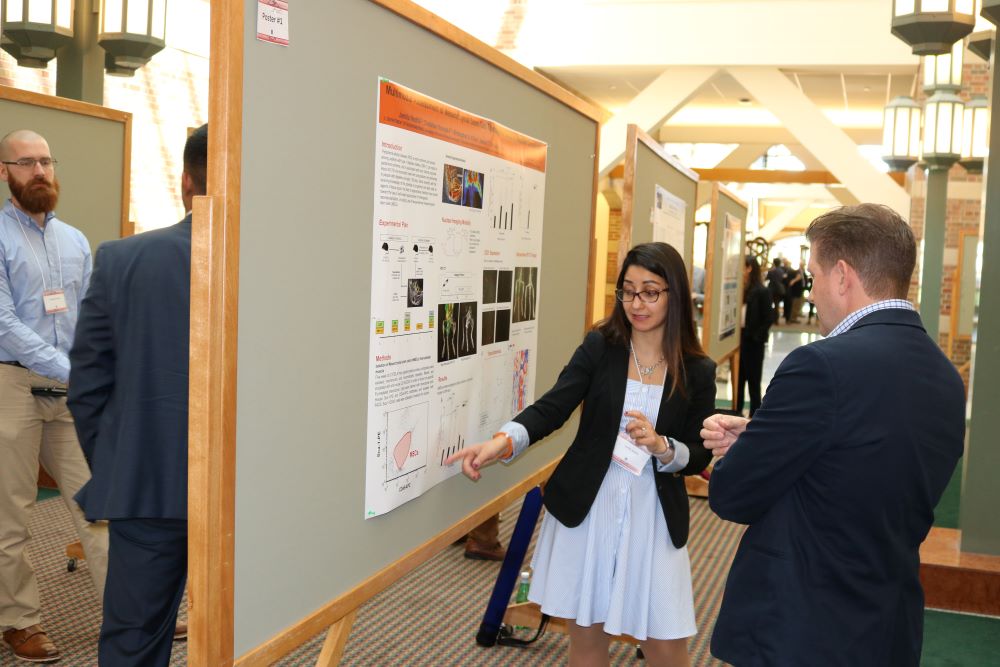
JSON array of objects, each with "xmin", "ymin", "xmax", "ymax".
[{"xmin": 7, "ymin": 173, "xmax": 59, "ymax": 215}]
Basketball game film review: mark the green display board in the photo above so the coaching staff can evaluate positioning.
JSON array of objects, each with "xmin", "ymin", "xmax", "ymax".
[
  {"xmin": 215, "ymin": 0, "xmax": 601, "ymax": 660},
  {"xmin": 619, "ymin": 124, "xmax": 698, "ymax": 272},
  {"xmin": 0, "ymin": 86, "xmax": 130, "ymax": 246}
]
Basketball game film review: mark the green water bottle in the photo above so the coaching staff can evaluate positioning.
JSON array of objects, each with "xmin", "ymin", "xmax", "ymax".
[{"xmin": 515, "ymin": 570, "xmax": 531, "ymax": 603}]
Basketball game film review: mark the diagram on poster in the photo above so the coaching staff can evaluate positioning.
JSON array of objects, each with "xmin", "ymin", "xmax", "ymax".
[{"xmin": 366, "ymin": 80, "xmax": 547, "ymax": 517}]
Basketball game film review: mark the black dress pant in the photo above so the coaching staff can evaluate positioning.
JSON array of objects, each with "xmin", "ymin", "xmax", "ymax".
[
  {"xmin": 100, "ymin": 519, "xmax": 187, "ymax": 667},
  {"xmin": 737, "ymin": 338, "xmax": 766, "ymax": 417}
]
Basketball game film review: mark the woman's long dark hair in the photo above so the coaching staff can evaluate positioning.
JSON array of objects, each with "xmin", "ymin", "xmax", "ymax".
[
  {"xmin": 744, "ymin": 255, "xmax": 763, "ymax": 301},
  {"xmin": 596, "ymin": 242, "xmax": 706, "ymax": 398}
]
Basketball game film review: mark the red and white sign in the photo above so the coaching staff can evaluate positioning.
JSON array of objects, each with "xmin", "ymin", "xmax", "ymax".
[{"xmin": 256, "ymin": 0, "xmax": 289, "ymax": 46}]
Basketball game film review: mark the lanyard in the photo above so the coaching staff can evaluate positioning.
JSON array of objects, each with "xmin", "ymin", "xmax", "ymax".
[{"xmin": 13, "ymin": 208, "xmax": 63, "ymax": 292}]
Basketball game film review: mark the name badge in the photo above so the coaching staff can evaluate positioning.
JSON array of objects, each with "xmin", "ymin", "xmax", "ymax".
[
  {"xmin": 611, "ymin": 433, "xmax": 650, "ymax": 476},
  {"xmin": 42, "ymin": 290, "xmax": 68, "ymax": 314}
]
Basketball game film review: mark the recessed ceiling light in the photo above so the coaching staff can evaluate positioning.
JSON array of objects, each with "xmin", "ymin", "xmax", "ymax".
[
  {"xmin": 609, "ymin": 84, "xmax": 617, "ymax": 91},
  {"xmin": 739, "ymin": 97, "xmax": 751, "ymax": 105}
]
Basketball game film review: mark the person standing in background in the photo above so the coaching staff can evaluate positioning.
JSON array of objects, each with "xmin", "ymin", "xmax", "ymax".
[
  {"xmin": 735, "ymin": 256, "xmax": 771, "ymax": 418},
  {"xmin": 0, "ymin": 129, "xmax": 108, "ymax": 664},
  {"xmin": 68, "ymin": 124, "xmax": 206, "ymax": 666},
  {"xmin": 765, "ymin": 258, "xmax": 785, "ymax": 324}
]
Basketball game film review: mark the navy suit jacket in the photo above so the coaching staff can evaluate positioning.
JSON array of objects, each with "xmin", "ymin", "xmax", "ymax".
[
  {"xmin": 514, "ymin": 331, "xmax": 716, "ymax": 547},
  {"xmin": 709, "ymin": 308, "xmax": 965, "ymax": 667},
  {"xmin": 68, "ymin": 217, "xmax": 191, "ymax": 521}
]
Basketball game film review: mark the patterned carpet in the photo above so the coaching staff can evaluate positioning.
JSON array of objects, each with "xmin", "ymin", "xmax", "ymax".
[
  {"xmin": 278, "ymin": 495, "xmax": 743, "ymax": 666},
  {"xmin": 17, "ymin": 496, "xmax": 188, "ymax": 666},
  {"xmin": 19, "ymin": 494, "xmax": 742, "ymax": 666}
]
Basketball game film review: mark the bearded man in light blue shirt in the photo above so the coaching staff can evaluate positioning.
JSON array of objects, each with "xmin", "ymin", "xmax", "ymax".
[{"xmin": 0, "ymin": 129, "xmax": 108, "ymax": 664}]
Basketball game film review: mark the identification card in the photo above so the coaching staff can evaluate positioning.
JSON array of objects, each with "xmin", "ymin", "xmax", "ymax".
[
  {"xmin": 42, "ymin": 290, "xmax": 68, "ymax": 314},
  {"xmin": 611, "ymin": 433, "xmax": 650, "ymax": 476}
]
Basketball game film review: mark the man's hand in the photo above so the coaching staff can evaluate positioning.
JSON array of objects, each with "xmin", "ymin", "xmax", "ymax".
[
  {"xmin": 701, "ymin": 413, "xmax": 749, "ymax": 458},
  {"xmin": 444, "ymin": 435, "xmax": 510, "ymax": 481}
]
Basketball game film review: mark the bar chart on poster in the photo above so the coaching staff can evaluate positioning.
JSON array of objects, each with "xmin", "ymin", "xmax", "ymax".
[{"xmin": 366, "ymin": 80, "xmax": 548, "ymax": 517}]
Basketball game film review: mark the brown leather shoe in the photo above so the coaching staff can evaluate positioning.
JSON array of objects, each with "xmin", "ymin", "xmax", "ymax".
[
  {"xmin": 464, "ymin": 539, "xmax": 506, "ymax": 561},
  {"xmin": 1, "ymin": 625, "xmax": 61, "ymax": 663},
  {"xmin": 173, "ymin": 622, "xmax": 188, "ymax": 642}
]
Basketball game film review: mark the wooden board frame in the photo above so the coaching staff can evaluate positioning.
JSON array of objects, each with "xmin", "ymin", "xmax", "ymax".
[
  {"xmin": 190, "ymin": 1, "xmax": 601, "ymax": 664},
  {"xmin": 0, "ymin": 85, "xmax": 133, "ymax": 238},
  {"xmin": 948, "ymin": 229, "xmax": 979, "ymax": 359},
  {"xmin": 618, "ymin": 124, "xmax": 699, "ymax": 273}
]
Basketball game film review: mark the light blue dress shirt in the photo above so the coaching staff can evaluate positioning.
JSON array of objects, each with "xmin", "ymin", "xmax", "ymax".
[{"xmin": 0, "ymin": 199, "xmax": 91, "ymax": 382}]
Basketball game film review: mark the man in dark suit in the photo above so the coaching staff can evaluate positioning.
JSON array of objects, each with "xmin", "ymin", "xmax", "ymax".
[
  {"xmin": 67, "ymin": 124, "xmax": 206, "ymax": 666},
  {"xmin": 702, "ymin": 203, "xmax": 965, "ymax": 667}
]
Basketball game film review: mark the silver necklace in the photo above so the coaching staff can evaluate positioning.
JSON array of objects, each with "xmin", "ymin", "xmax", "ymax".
[{"xmin": 630, "ymin": 342, "xmax": 664, "ymax": 378}]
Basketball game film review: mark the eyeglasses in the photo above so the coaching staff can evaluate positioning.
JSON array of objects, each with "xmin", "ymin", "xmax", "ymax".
[
  {"xmin": 1, "ymin": 158, "xmax": 58, "ymax": 169},
  {"xmin": 615, "ymin": 287, "xmax": 669, "ymax": 303}
]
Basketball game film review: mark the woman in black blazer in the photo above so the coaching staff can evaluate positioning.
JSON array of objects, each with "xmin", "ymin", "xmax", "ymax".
[
  {"xmin": 736, "ymin": 256, "xmax": 773, "ymax": 417},
  {"xmin": 449, "ymin": 243, "xmax": 715, "ymax": 667}
]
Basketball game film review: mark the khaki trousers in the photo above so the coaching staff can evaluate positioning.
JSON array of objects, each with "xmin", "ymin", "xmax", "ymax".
[{"xmin": 0, "ymin": 363, "xmax": 108, "ymax": 631}]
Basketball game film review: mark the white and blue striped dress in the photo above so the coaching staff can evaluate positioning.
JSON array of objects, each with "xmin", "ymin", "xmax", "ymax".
[{"xmin": 525, "ymin": 379, "xmax": 696, "ymax": 641}]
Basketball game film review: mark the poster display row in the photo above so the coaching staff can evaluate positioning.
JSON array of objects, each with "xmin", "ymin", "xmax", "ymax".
[{"xmin": 365, "ymin": 80, "xmax": 547, "ymax": 517}]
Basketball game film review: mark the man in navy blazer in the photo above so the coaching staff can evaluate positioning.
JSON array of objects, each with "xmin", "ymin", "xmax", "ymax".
[
  {"xmin": 68, "ymin": 124, "xmax": 206, "ymax": 666},
  {"xmin": 702, "ymin": 204, "xmax": 965, "ymax": 667}
]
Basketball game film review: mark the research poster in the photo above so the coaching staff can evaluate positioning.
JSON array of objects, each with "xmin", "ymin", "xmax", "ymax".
[
  {"xmin": 718, "ymin": 212, "xmax": 743, "ymax": 341},
  {"xmin": 365, "ymin": 80, "xmax": 547, "ymax": 517},
  {"xmin": 650, "ymin": 184, "xmax": 686, "ymax": 254}
]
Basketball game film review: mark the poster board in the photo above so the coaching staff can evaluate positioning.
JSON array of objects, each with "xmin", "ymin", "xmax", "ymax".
[
  {"xmin": 702, "ymin": 183, "xmax": 748, "ymax": 364},
  {"xmin": 0, "ymin": 86, "xmax": 131, "ymax": 244},
  {"xmin": 619, "ymin": 124, "xmax": 698, "ymax": 273},
  {"xmin": 189, "ymin": 0, "xmax": 601, "ymax": 663}
]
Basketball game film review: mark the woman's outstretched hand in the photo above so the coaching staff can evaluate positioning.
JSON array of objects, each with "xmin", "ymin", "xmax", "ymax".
[{"xmin": 444, "ymin": 434, "xmax": 511, "ymax": 481}]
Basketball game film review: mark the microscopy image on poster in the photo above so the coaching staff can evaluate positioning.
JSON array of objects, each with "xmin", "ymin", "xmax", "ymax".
[
  {"xmin": 407, "ymin": 278, "xmax": 424, "ymax": 307},
  {"xmin": 458, "ymin": 302, "xmax": 477, "ymax": 357},
  {"xmin": 366, "ymin": 79, "xmax": 547, "ymax": 517},
  {"xmin": 483, "ymin": 270, "xmax": 498, "ymax": 305},
  {"xmin": 497, "ymin": 270, "xmax": 513, "ymax": 303},
  {"xmin": 512, "ymin": 267, "xmax": 538, "ymax": 323},
  {"xmin": 481, "ymin": 310, "xmax": 496, "ymax": 346},
  {"xmin": 494, "ymin": 309, "xmax": 511, "ymax": 343},
  {"xmin": 463, "ymin": 170, "xmax": 484, "ymax": 209}
]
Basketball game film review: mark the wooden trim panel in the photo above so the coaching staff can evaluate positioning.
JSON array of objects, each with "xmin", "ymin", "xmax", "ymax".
[
  {"xmin": 0, "ymin": 84, "xmax": 131, "ymax": 123},
  {"xmin": 120, "ymin": 114, "xmax": 133, "ymax": 237},
  {"xmin": 617, "ymin": 124, "xmax": 639, "ymax": 273},
  {"xmin": 634, "ymin": 127, "xmax": 700, "ymax": 183},
  {"xmin": 187, "ymin": 0, "xmax": 244, "ymax": 662},
  {"xmin": 694, "ymin": 167, "xmax": 906, "ymax": 187}
]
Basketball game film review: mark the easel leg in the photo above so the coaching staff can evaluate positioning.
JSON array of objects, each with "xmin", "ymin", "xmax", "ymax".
[{"xmin": 315, "ymin": 610, "xmax": 357, "ymax": 667}]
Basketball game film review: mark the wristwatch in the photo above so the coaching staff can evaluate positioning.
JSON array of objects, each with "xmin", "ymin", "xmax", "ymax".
[{"xmin": 659, "ymin": 435, "xmax": 675, "ymax": 458}]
